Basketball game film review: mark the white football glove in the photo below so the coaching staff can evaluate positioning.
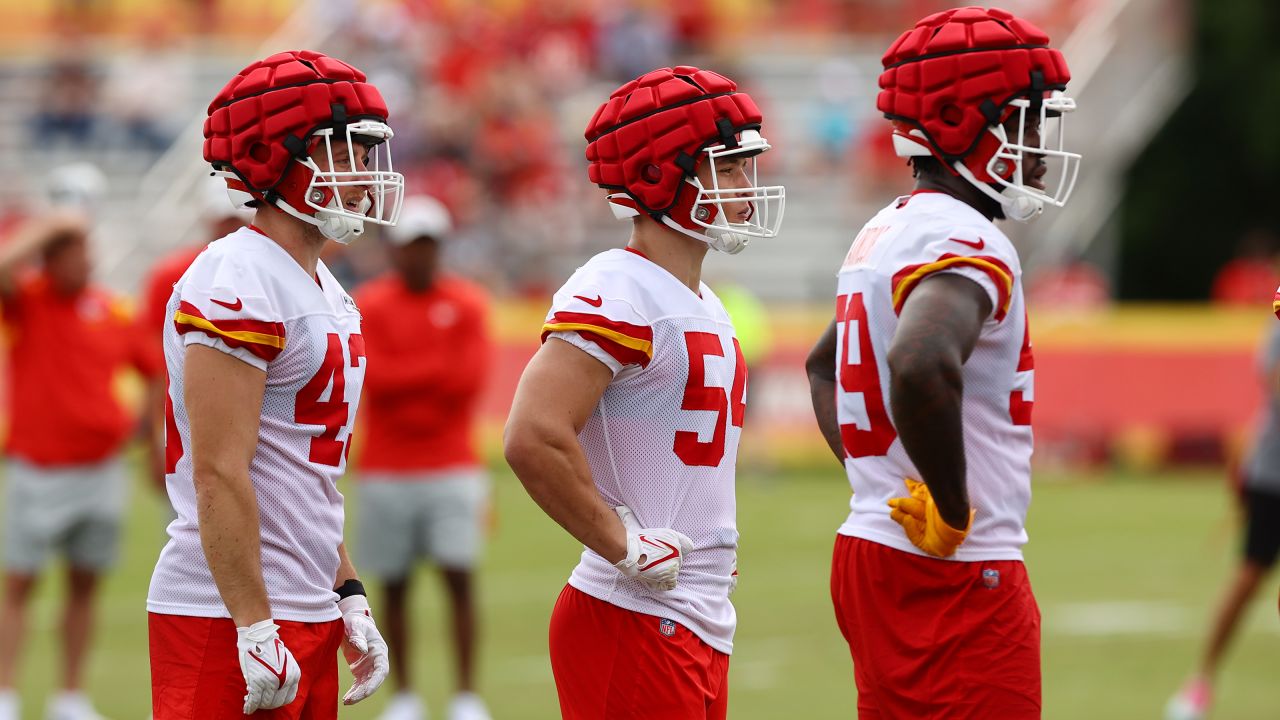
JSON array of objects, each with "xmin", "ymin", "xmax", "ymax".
[
  {"xmin": 236, "ymin": 619, "xmax": 300, "ymax": 714},
  {"xmin": 613, "ymin": 505, "xmax": 695, "ymax": 592},
  {"xmin": 338, "ymin": 595, "xmax": 390, "ymax": 705}
]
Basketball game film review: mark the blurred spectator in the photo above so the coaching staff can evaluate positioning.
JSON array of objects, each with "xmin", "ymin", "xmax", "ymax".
[
  {"xmin": 35, "ymin": 53, "xmax": 98, "ymax": 149},
  {"xmin": 805, "ymin": 59, "xmax": 865, "ymax": 173},
  {"xmin": 101, "ymin": 18, "xmax": 191, "ymax": 153},
  {"xmin": 1210, "ymin": 228, "xmax": 1279, "ymax": 306},
  {"xmin": 353, "ymin": 197, "xmax": 494, "ymax": 720},
  {"xmin": 597, "ymin": 1, "xmax": 674, "ymax": 83},
  {"xmin": 0, "ymin": 212, "xmax": 152, "ymax": 720},
  {"xmin": 1026, "ymin": 258, "xmax": 1111, "ymax": 309},
  {"xmin": 1165, "ymin": 320, "xmax": 1280, "ymax": 720}
]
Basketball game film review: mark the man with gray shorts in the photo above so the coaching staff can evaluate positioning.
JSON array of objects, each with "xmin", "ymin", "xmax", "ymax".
[
  {"xmin": 0, "ymin": 209, "xmax": 153, "ymax": 720},
  {"xmin": 354, "ymin": 196, "xmax": 493, "ymax": 720},
  {"xmin": 1167, "ymin": 319, "xmax": 1280, "ymax": 720}
]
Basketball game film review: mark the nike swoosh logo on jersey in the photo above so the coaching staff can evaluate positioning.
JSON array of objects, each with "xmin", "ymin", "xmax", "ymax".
[
  {"xmin": 573, "ymin": 295, "xmax": 604, "ymax": 307},
  {"xmin": 211, "ymin": 297, "xmax": 244, "ymax": 311},
  {"xmin": 950, "ymin": 237, "xmax": 985, "ymax": 250}
]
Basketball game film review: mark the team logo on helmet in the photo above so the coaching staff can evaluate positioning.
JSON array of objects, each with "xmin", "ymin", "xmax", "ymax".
[
  {"xmin": 584, "ymin": 66, "xmax": 785, "ymax": 254},
  {"xmin": 877, "ymin": 7, "xmax": 1081, "ymax": 222},
  {"xmin": 204, "ymin": 50, "xmax": 405, "ymax": 243}
]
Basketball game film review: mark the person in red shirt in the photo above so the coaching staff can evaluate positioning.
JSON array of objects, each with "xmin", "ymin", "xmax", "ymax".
[
  {"xmin": 0, "ymin": 212, "xmax": 153, "ymax": 720},
  {"xmin": 353, "ymin": 196, "xmax": 493, "ymax": 720}
]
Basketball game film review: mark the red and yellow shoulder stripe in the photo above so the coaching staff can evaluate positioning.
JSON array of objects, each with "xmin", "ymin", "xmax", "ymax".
[
  {"xmin": 541, "ymin": 311, "xmax": 653, "ymax": 368},
  {"xmin": 173, "ymin": 301, "xmax": 286, "ymax": 362},
  {"xmin": 891, "ymin": 253, "xmax": 1015, "ymax": 322}
]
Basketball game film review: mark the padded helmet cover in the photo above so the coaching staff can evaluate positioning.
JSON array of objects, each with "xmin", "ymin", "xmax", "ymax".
[
  {"xmin": 876, "ymin": 6, "xmax": 1070, "ymax": 162},
  {"xmin": 585, "ymin": 66, "xmax": 762, "ymax": 218},
  {"xmin": 204, "ymin": 50, "xmax": 390, "ymax": 199}
]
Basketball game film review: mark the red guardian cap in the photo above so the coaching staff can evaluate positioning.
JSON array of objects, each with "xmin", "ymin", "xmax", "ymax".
[
  {"xmin": 584, "ymin": 66, "xmax": 785, "ymax": 254},
  {"xmin": 878, "ymin": 7, "xmax": 1081, "ymax": 222},
  {"xmin": 204, "ymin": 50, "xmax": 405, "ymax": 243}
]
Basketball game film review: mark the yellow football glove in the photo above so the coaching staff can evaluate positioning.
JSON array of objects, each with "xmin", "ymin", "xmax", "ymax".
[{"xmin": 887, "ymin": 478, "xmax": 973, "ymax": 558}]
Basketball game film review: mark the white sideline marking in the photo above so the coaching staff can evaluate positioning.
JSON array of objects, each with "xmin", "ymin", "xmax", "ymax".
[{"xmin": 1047, "ymin": 600, "xmax": 1191, "ymax": 637}]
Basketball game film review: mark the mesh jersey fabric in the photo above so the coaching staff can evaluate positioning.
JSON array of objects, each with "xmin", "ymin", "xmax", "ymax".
[
  {"xmin": 148, "ymin": 226, "xmax": 365, "ymax": 622},
  {"xmin": 541, "ymin": 249, "xmax": 744, "ymax": 654},
  {"xmin": 834, "ymin": 191, "xmax": 1034, "ymax": 561}
]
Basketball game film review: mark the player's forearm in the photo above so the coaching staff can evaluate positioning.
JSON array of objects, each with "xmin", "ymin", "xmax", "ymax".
[
  {"xmin": 334, "ymin": 542, "xmax": 359, "ymax": 587},
  {"xmin": 194, "ymin": 466, "xmax": 272, "ymax": 626},
  {"xmin": 806, "ymin": 321, "xmax": 845, "ymax": 462},
  {"xmin": 504, "ymin": 423, "xmax": 628, "ymax": 564},
  {"xmin": 887, "ymin": 350, "xmax": 970, "ymax": 528}
]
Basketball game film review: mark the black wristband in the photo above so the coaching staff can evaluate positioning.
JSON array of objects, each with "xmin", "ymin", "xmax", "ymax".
[{"xmin": 335, "ymin": 578, "xmax": 366, "ymax": 600}]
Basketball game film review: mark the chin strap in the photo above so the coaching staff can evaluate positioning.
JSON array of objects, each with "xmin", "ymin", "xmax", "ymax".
[
  {"xmin": 951, "ymin": 161, "xmax": 1043, "ymax": 223},
  {"xmin": 659, "ymin": 214, "xmax": 750, "ymax": 254}
]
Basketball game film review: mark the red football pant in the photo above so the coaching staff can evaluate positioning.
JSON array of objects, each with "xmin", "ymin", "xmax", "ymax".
[
  {"xmin": 149, "ymin": 613, "xmax": 344, "ymax": 720},
  {"xmin": 549, "ymin": 585, "xmax": 729, "ymax": 719},
  {"xmin": 830, "ymin": 535, "xmax": 1041, "ymax": 719}
]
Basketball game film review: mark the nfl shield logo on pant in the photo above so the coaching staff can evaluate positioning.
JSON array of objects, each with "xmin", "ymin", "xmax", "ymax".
[
  {"xmin": 659, "ymin": 618, "xmax": 677, "ymax": 637},
  {"xmin": 982, "ymin": 568, "xmax": 1001, "ymax": 589}
]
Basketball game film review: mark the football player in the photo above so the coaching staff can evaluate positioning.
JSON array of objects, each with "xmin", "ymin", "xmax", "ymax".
[
  {"xmin": 146, "ymin": 50, "xmax": 402, "ymax": 719},
  {"xmin": 805, "ymin": 8, "xmax": 1080, "ymax": 718},
  {"xmin": 504, "ymin": 66, "xmax": 784, "ymax": 719}
]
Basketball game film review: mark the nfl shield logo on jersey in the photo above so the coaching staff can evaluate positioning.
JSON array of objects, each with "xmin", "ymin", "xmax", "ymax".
[
  {"xmin": 982, "ymin": 568, "xmax": 1001, "ymax": 589},
  {"xmin": 659, "ymin": 618, "xmax": 677, "ymax": 637}
]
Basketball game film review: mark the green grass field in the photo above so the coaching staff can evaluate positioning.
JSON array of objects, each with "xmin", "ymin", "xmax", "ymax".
[{"xmin": 3, "ymin": 463, "xmax": 1277, "ymax": 719}]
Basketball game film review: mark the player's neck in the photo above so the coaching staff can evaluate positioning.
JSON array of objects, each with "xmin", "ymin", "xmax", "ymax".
[
  {"xmin": 629, "ymin": 220, "xmax": 710, "ymax": 294},
  {"xmin": 252, "ymin": 208, "xmax": 327, "ymax": 276},
  {"xmin": 915, "ymin": 174, "xmax": 1000, "ymax": 221}
]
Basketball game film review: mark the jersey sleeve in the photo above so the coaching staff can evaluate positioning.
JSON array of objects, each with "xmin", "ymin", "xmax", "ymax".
[
  {"xmin": 540, "ymin": 278, "xmax": 652, "ymax": 377},
  {"xmin": 172, "ymin": 251, "xmax": 286, "ymax": 371},
  {"xmin": 888, "ymin": 228, "xmax": 1018, "ymax": 323}
]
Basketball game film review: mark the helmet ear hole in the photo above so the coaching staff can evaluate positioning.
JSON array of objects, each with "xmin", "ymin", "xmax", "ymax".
[
  {"xmin": 641, "ymin": 164, "xmax": 662, "ymax": 184},
  {"xmin": 249, "ymin": 142, "xmax": 272, "ymax": 163},
  {"xmin": 940, "ymin": 104, "xmax": 964, "ymax": 127}
]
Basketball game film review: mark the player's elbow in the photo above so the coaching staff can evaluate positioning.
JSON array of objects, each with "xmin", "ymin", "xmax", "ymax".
[
  {"xmin": 502, "ymin": 417, "xmax": 547, "ymax": 478},
  {"xmin": 804, "ymin": 343, "xmax": 835, "ymax": 385},
  {"xmin": 887, "ymin": 344, "xmax": 963, "ymax": 399}
]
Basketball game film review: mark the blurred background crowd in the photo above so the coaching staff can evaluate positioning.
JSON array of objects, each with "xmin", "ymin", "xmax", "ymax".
[{"xmin": 0, "ymin": 0, "xmax": 1277, "ymax": 718}]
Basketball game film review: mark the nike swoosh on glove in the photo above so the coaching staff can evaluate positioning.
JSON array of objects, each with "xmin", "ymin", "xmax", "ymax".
[
  {"xmin": 887, "ymin": 478, "xmax": 974, "ymax": 558},
  {"xmin": 338, "ymin": 595, "xmax": 391, "ymax": 705},
  {"xmin": 237, "ymin": 619, "xmax": 300, "ymax": 714},
  {"xmin": 613, "ymin": 505, "xmax": 695, "ymax": 591}
]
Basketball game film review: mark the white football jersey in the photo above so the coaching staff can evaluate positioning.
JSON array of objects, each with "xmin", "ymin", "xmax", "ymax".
[
  {"xmin": 541, "ymin": 248, "xmax": 743, "ymax": 654},
  {"xmin": 148, "ymin": 226, "xmax": 365, "ymax": 622},
  {"xmin": 834, "ymin": 191, "xmax": 1034, "ymax": 561}
]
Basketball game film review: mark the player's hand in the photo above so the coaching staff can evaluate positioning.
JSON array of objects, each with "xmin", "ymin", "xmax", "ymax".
[
  {"xmin": 236, "ymin": 619, "xmax": 300, "ymax": 714},
  {"xmin": 887, "ymin": 478, "xmax": 973, "ymax": 558},
  {"xmin": 613, "ymin": 505, "xmax": 695, "ymax": 591},
  {"xmin": 338, "ymin": 595, "xmax": 390, "ymax": 705}
]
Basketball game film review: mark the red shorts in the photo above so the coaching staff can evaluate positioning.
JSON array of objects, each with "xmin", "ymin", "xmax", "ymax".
[
  {"xmin": 548, "ymin": 585, "xmax": 729, "ymax": 720},
  {"xmin": 149, "ymin": 613, "xmax": 344, "ymax": 720},
  {"xmin": 830, "ymin": 535, "xmax": 1041, "ymax": 719}
]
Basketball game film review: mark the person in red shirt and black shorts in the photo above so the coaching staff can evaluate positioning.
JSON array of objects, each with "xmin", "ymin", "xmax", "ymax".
[
  {"xmin": 0, "ymin": 211, "xmax": 155, "ymax": 720},
  {"xmin": 353, "ymin": 196, "xmax": 493, "ymax": 720}
]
